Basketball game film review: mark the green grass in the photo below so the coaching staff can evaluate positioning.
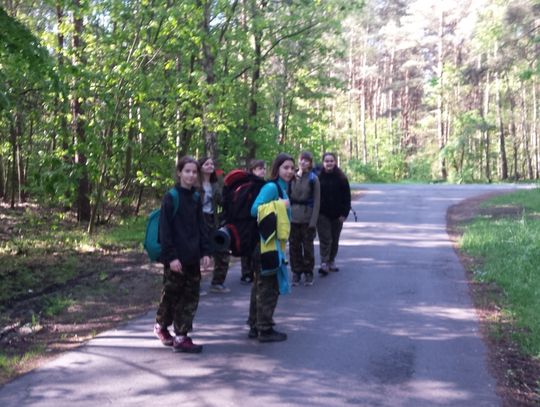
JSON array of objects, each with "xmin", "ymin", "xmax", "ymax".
[
  {"xmin": 461, "ymin": 188, "xmax": 540, "ymax": 356},
  {"xmin": 0, "ymin": 212, "xmax": 146, "ymax": 307},
  {"xmin": 0, "ymin": 345, "xmax": 46, "ymax": 378},
  {"xmin": 43, "ymin": 295, "xmax": 75, "ymax": 317}
]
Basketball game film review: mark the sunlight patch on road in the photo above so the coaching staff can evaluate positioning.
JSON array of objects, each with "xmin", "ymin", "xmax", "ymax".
[
  {"xmin": 401, "ymin": 305, "xmax": 477, "ymax": 321},
  {"xmin": 338, "ymin": 237, "xmax": 451, "ymax": 248},
  {"xmin": 407, "ymin": 379, "xmax": 471, "ymax": 403}
]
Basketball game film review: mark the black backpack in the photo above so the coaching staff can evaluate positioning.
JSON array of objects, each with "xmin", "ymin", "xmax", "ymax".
[{"xmin": 213, "ymin": 169, "xmax": 282, "ymax": 257}]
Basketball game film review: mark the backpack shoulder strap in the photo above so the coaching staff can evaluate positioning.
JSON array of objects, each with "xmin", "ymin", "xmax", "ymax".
[
  {"xmin": 272, "ymin": 180, "xmax": 285, "ymax": 199},
  {"xmin": 168, "ymin": 188, "xmax": 180, "ymax": 216}
]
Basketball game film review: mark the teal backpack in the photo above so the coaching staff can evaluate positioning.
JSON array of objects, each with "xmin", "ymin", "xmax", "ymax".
[{"xmin": 144, "ymin": 188, "xmax": 180, "ymax": 262}]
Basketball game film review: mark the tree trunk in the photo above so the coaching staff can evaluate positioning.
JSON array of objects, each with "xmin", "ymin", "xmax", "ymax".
[
  {"xmin": 88, "ymin": 164, "xmax": 107, "ymax": 234},
  {"xmin": 521, "ymin": 85, "xmax": 533, "ymax": 179},
  {"xmin": 0, "ymin": 153, "xmax": 4, "ymax": 200},
  {"xmin": 244, "ymin": 0, "xmax": 265, "ymax": 162},
  {"xmin": 483, "ymin": 70, "xmax": 491, "ymax": 182},
  {"xmin": 436, "ymin": 10, "xmax": 446, "ymax": 180},
  {"xmin": 533, "ymin": 79, "xmax": 539, "ymax": 179},
  {"xmin": 9, "ymin": 115, "xmax": 18, "ymax": 208},
  {"xmin": 372, "ymin": 76, "xmax": 380, "ymax": 170},
  {"xmin": 401, "ymin": 69, "xmax": 410, "ymax": 149},
  {"xmin": 125, "ymin": 97, "xmax": 135, "ymax": 185},
  {"xmin": 199, "ymin": 0, "xmax": 218, "ymax": 160},
  {"xmin": 360, "ymin": 35, "xmax": 367, "ymax": 164},
  {"xmin": 72, "ymin": 0, "xmax": 91, "ymax": 222},
  {"xmin": 496, "ymin": 73, "xmax": 508, "ymax": 180},
  {"xmin": 347, "ymin": 31, "xmax": 355, "ymax": 159},
  {"xmin": 55, "ymin": 1, "xmax": 69, "ymax": 153},
  {"xmin": 388, "ymin": 46, "xmax": 395, "ymax": 152}
]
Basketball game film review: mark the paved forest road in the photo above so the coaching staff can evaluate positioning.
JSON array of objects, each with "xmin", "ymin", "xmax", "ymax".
[{"xmin": 0, "ymin": 184, "xmax": 527, "ymax": 406}]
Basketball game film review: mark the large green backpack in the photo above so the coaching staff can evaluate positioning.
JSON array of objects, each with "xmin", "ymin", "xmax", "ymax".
[{"xmin": 144, "ymin": 188, "xmax": 180, "ymax": 262}]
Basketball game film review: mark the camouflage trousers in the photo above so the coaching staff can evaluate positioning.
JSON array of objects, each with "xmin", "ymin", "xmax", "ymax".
[
  {"xmin": 156, "ymin": 263, "xmax": 201, "ymax": 335},
  {"xmin": 289, "ymin": 222, "xmax": 316, "ymax": 275},
  {"xmin": 203, "ymin": 213, "xmax": 231, "ymax": 285},
  {"xmin": 211, "ymin": 250, "xmax": 230, "ymax": 285},
  {"xmin": 317, "ymin": 214, "xmax": 344, "ymax": 264},
  {"xmin": 240, "ymin": 245, "xmax": 260, "ymax": 280},
  {"xmin": 247, "ymin": 245, "xmax": 279, "ymax": 331}
]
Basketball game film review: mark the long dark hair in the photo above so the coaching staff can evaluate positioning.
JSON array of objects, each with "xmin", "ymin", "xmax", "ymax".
[
  {"xmin": 197, "ymin": 156, "xmax": 218, "ymax": 183},
  {"xmin": 270, "ymin": 153, "xmax": 295, "ymax": 180},
  {"xmin": 321, "ymin": 152, "xmax": 347, "ymax": 180}
]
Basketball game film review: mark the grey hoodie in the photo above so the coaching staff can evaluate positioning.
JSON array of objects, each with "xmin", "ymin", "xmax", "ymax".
[{"xmin": 289, "ymin": 170, "xmax": 320, "ymax": 228}]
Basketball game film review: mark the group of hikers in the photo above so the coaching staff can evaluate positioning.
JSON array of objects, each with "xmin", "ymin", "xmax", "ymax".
[{"xmin": 153, "ymin": 151, "xmax": 352, "ymax": 353}]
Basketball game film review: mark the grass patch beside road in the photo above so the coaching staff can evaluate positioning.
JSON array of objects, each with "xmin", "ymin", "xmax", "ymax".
[
  {"xmin": 461, "ymin": 188, "xmax": 540, "ymax": 357},
  {"xmin": 0, "ymin": 208, "xmax": 146, "ymax": 307}
]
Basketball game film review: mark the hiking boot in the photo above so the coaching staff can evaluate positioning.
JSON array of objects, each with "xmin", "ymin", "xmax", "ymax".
[
  {"xmin": 172, "ymin": 335, "xmax": 203, "ymax": 353},
  {"xmin": 318, "ymin": 262, "xmax": 329, "ymax": 276},
  {"xmin": 210, "ymin": 284, "xmax": 231, "ymax": 293},
  {"xmin": 240, "ymin": 275, "xmax": 253, "ymax": 285},
  {"xmin": 258, "ymin": 328, "xmax": 287, "ymax": 343},
  {"xmin": 328, "ymin": 261, "xmax": 339, "ymax": 272},
  {"xmin": 304, "ymin": 273, "xmax": 314, "ymax": 286},
  {"xmin": 292, "ymin": 273, "xmax": 301, "ymax": 286},
  {"xmin": 248, "ymin": 326, "xmax": 258, "ymax": 339},
  {"xmin": 153, "ymin": 323, "xmax": 174, "ymax": 347}
]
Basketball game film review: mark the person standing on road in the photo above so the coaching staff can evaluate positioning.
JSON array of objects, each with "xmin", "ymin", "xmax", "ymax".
[
  {"xmin": 240, "ymin": 159, "xmax": 266, "ymax": 285},
  {"xmin": 289, "ymin": 151, "xmax": 320, "ymax": 286},
  {"xmin": 154, "ymin": 156, "xmax": 211, "ymax": 353},
  {"xmin": 198, "ymin": 157, "xmax": 231, "ymax": 294},
  {"xmin": 247, "ymin": 153, "xmax": 294, "ymax": 342},
  {"xmin": 317, "ymin": 152, "xmax": 351, "ymax": 276}
]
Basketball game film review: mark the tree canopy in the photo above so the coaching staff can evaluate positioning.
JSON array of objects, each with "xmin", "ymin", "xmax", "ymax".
[{"xmin": 1, "ymin": 0, "xmax": 539, "ymax": 229}]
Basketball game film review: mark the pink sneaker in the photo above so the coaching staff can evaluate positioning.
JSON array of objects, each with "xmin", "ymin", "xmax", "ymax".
[
  {"xmin": 154, "ymin": 323, "xmax": 174, "ymax": 346},
  {"xmin": 173, "ymin": 335, "xmax": 203, "ymax": 353}
]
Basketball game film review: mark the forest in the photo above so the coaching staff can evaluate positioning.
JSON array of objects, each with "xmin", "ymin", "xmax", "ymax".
[{"xmin": 1, "ymin": 0, "xmax": 539, "ymax": 229}]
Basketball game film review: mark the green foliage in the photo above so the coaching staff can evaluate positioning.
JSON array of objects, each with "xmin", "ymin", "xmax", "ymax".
[
  {"xmin": 461, "ymin": 188, "xmax": 540, "ymax": 356},
  {"xmin": 43, "ymin": 296, "xmax": 75, "ymax": 317},
  {"xmin": 346, "ymin": 159, "xmax": 387, "ymax": 182},
  {"xmin": 406, "ymin": 155, "xmax": 434, "ymax": 182}
]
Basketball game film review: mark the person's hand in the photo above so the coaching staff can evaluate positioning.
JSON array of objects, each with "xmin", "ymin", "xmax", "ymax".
[
  {"xmin": 201, "ymin": 256, "xmax": 211, "ymax": 270},
  {"xmin": 338, "ymin": 216, "xmax": 346, "ymax": 223},
  {"xmin": 170, "ymin": 259, "xmax": 182, "ymax": 273},
  {"xmin": 280, "ymin": 198, "xmax": 290, "ymax": 208}
]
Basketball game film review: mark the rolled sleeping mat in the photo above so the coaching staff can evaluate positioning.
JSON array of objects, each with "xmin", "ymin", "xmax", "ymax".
[{"xmin": 212, "ymin": 226, "xmax": 231, "ymax": 253}]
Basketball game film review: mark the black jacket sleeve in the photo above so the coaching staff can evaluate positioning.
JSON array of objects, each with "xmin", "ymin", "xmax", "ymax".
[
  {"xmin": 198, "ymin": 198, "xmax": 212, "ymax": 257},
  {"xmin": 159, "ymin": 192, "xmax": 178, "ymax": 265},
  {"xmin": 340, "ymin": 177, "xmax": 352, "ymax": 218}
]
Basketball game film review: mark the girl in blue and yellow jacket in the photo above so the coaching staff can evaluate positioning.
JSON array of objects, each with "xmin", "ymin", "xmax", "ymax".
[{"xmin": 247, "ymin": 153, "xmax": 294, "ymax": 343}]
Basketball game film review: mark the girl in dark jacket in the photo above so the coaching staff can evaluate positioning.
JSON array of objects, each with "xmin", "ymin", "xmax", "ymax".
[
  {"xmin": 198, "ymin": 157, "xmax": 231, "ymax": 293},
  {"xmin": 154, "ymin": 156, "xmax": 211, "ymax": 353},
  {"xmin": 317, "ymin": 152, "xmax": 351, "ymax": 275}
]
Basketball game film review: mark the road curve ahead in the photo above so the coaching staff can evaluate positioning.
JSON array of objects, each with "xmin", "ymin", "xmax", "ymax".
[{"xmin": 0, "ymin": 184, "xmax": 525, "ymax": 407}]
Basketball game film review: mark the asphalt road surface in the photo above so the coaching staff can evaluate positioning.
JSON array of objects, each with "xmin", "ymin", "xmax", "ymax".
[{"xmin": 0, "ymin": 184, "xmax": 526, "ymax": 406}]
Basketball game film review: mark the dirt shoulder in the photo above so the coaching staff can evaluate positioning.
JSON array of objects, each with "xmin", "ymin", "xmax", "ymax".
[
  {"xmin": 0, "ymin": 248, "xmax": 163, "ymax": 385},
  {"xmin": 447, "ymin": 192, "xmax": 540, "ymax": 407}
]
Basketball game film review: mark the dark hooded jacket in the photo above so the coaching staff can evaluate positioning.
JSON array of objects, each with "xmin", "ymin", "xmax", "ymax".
[
  {"xmin": 158, "ymin": 184, "xmax": 211, "ymax": 265},
  {"xmin": 318, "ymin": 170, "xmax": 351, "ymax": 219}
]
